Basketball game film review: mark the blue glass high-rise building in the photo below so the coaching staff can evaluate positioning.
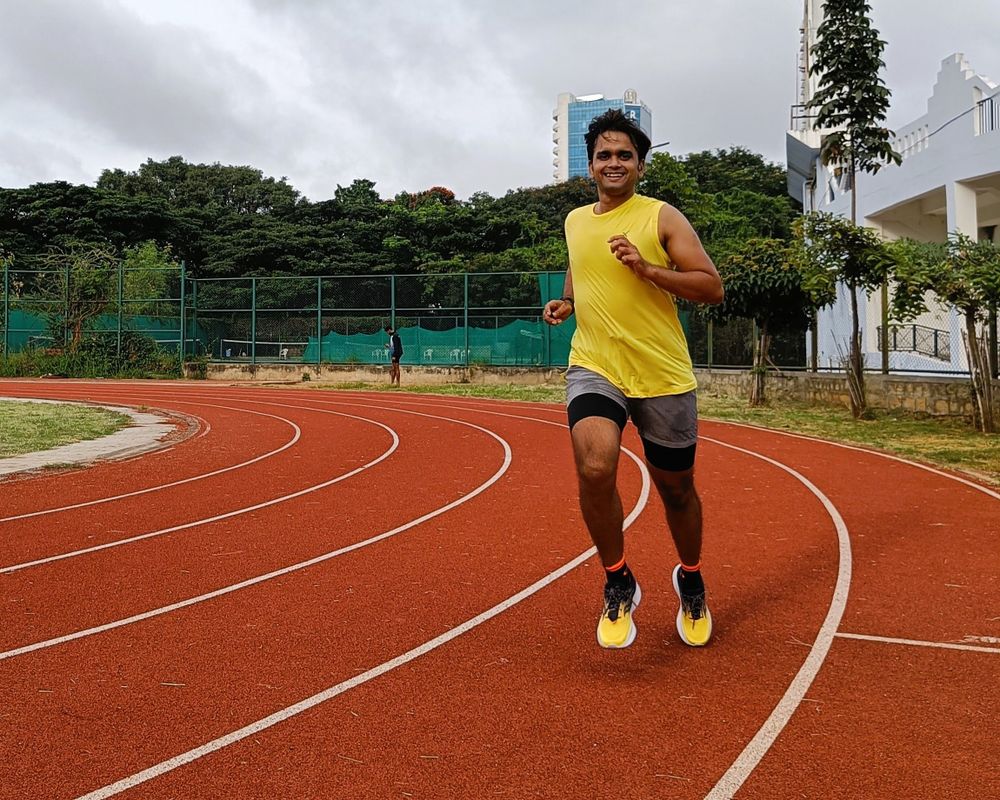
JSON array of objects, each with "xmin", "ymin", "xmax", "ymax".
[{"xmin": 552, "ymin": 89, "xmax": 653, "ymax": 181}]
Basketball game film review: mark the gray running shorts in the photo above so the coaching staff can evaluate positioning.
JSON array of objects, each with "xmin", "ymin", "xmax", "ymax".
[{"xmin": 565, "ymin": 365, "xmax": 698, "ymax": 448}]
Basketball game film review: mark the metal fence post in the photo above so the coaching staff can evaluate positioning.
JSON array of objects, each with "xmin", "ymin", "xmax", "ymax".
[
  {"xmin": 990, "ymin": 306, "xmax": 998, "ymax": 379},
  {"xmin": 251, "ymin": 277, "xmax": 257, "ymax": 365},
  {"xmin": 463, "ymin": 272, "xmax": 469, "ymax": 366},
  {"xmin": 543, "ymin": 272, "xmax": 551, "ymax": 367},
  {"xmin": 2, "ymin": 257, "xmax": 8, "ymax": 359},
  {"xmin": 117, "ymin": 261, "xmax": 124, "ymax": 358},
  {"xmin": 316, "ymin": 276, "xmax": 322, "ymax": 365},
  {"xmin": 179, "ymin": 261, "xmax": 186, "ymax": 360},
  {"xmin": 64, "ymin": 262, "xmax": 70, "ymax": 348},
  {"xmin": 811, "ymin": 312, "xmax": 819, "ymax": 372},
  {"xmin": 707, "ymin": 320, "xmax": 714, "ymax": 369},
  {"xmin": 191, "ymin": 279, "xmax": 199, "ymax": 355},
  {"xmin": 390, "ymin": 274, "xmax": 396, "ymax": 329},
  {"xmin": 880, "ymin": 283, "xmax": 889, "ymax": 374}
]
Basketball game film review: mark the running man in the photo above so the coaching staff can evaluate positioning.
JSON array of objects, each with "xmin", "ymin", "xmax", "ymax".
[
  {"xmin": 384, "ymin": 325, "xmax": 402, "ymax": 386},
  {"xmin": 542, "ymin": 109, "xmax": 724, "ymax": 649}
]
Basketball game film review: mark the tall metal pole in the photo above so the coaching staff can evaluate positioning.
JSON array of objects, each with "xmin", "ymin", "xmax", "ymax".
[
  {"xmin": 2, "ymin": 257, "xmax": 8, "ymax": 359},
  {"xmin": 707, "ymin": 320, "xmax": 714, "ymax": 369},
  {"xmin": 251, "ymin": 278, "xmax": 257, "ymax": 365},
  {"xmin": 117, "ymin": 261, "xmax": 124, "ymax": 358},
  {"xmin": 989, "ymin": 306, "xmax": 998, "ymax": 379},
  {"xmin": 880, "ymin": 283, "xmax": 889, "ymax": 374},
  {"xmin": 463, "ymin": 273, "xmax": 469, "ymax": 366},
  {"xmin": 811, "ymin": 312, "xmax": 819, "ymax": 372},
  {"xmin": 316, "ymin": 276, "xmax": 322, "ymax": 365},
  {"xmin": 543, "ymin": 272, "xmax": 551, "ymax": 367},
  {"xmin": 390, "ymin": 274, "xmax": 396, "ymax": 329},
  {"xmin": 64, "ymin": 263, "xmax": 70, "ymax": 348},
  {"xmin": 179, "ymin": 261, "xmax": 187, "ymax": 360},
  {"xmin": 192, "ymin": 279, "xmax": 199, "ymax": 356}
]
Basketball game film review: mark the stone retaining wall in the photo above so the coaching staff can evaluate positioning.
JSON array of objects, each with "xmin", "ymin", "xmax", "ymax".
[
  {"xmin": 188, "ymin": 362, "xmax": 998, "ymax": 419},
  {"xmin": 695, "ymin": 370, "xmax": 997, "ymax": 418}
]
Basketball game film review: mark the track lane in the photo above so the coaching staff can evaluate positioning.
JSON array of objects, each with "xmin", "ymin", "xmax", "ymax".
[
  {"xmin": 0, "ymin": 404, "xmax": 516, "ymax": 653},
  {"xmin": 0, "ymin": 403, "xmax": 597, "ymax": 798},
  {"xmin": 0, "ymin": 388, "xmax": 292, "ymax": 516},
  {"xmin": 0, "ymin": 402, "xmax": 375, "ymax": 569},
  {"xmin": 3, "ymin": 383, "xmax": 995, "ymax": 799},
  {"xmin": 0, "ymin": 403, "xmax": 300, "ymax": 523},
  {"xmin": 62, "ymin": 425, "xmax": 842, "ymax": 800}
]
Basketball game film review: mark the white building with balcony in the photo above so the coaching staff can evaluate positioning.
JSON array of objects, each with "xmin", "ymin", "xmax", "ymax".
[{"xmin": 787, "ymin": 0, "xmax": 1000, "ymax": 373}]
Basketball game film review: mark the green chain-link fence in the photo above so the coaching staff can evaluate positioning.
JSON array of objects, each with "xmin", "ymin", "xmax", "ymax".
[
  {"xmin": 185, "ymin": 271, "xmax": 809, "ymax": 369},
  {"xmin": 2, "ymin": 259, "xmax": 187, "ymax": 360}
]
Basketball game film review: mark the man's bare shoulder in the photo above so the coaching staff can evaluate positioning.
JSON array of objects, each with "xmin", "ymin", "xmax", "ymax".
[{"xmin": 656, "ymin": 201, "xmax": 697, "ymax": 231}]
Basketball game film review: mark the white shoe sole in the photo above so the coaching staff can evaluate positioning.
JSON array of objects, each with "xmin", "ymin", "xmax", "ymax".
[
  {"xmin": 672, "ymin": 565, "xmax": 712, "ymax": 647},
  {"xmin": 596, "ymin": 581, "xmax": 641, "ymax": 649}
]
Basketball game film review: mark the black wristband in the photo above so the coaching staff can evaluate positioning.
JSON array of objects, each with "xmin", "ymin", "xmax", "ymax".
[{"xmin": 559, "ymin": 296, "xmax": 575, "ymax": 307}]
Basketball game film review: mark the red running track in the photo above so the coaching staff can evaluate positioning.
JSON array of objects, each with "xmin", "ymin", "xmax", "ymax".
[{"xmin": 0, "ymin": 379, "xmax": 997, "ymax": 800}]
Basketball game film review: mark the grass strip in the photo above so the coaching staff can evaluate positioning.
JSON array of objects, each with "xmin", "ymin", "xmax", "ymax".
[{"xmin": 0, "ymin": 401, "xmax": 131, "ymax": 457}]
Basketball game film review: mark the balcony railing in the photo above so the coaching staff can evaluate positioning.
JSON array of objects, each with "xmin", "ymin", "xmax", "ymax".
[
  {"xmin": 976, "ymin": 95, "xmax": 999, "ymax": 135},
  {"xmin": 790, "ymin": 103, "xmax": 818, "ymax": 129},
  {"xmin": 877, "ymin": 324, "xmax": 951, "ymax": 361}
]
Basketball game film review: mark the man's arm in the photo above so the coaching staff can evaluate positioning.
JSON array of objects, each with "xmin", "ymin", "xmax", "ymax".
[
  {"xmin": 608, "ymin": 204, "xmax": 724, "ymax": 305},
  {"xmin": 542, "ymin": 264, "xmax": 575, "ymax": 325}
]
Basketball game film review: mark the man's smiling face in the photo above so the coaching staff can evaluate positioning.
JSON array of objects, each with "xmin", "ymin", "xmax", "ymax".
[{"xmin": 588, "ymin": 131, "xmax": 644, "ymax": 197}]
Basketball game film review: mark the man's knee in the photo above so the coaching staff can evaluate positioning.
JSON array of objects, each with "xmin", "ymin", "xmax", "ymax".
[{"xmin": 654, "ymin": 472, "xmax": 697, "ymax": 509}]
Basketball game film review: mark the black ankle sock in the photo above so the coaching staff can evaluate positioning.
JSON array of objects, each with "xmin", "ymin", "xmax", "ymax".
[
  {"xmin": 679, "ymin": 565, "xmax": 704, "ymax": 594},
  {"xmin": 605, "ymin": 561, "xmax": 631, "ymax": 585}
]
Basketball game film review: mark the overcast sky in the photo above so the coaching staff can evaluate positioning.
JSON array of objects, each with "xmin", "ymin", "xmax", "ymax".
[{"xmin": 1, "ymin": 0, "xmax": 996, "ymax": 202}]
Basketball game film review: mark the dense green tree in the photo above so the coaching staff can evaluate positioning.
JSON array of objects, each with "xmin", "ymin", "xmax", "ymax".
[
  {"xmin": 890, "ymin": 234, "xmax": 1000, "ymax": 431},
  {"xmin": 794, "ymin": 212, "xmax": 893, "ymax": 414},
  {"xmin": 708, "ymin": 238, "xmax": 830, "ymax": 405},
  {"xmin": 682, "ymin": 147, "xmax": 789, "ymax": 199},
  {"xmin": 98, "ymin": 156, "xmax": 301, "ymax": 216},
  {"xmin": 638, "ymin": 152, "xmax": 706, "ymax": 221}
]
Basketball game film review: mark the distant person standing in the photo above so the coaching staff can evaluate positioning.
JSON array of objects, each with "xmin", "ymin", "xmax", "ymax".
[
  {"xmin": 542, "ymin": 109, "xmax": 724, "ymax": 650},
  {"xmin": 384, "ymin": 325, "xmax": 402, "ymax": 386}
]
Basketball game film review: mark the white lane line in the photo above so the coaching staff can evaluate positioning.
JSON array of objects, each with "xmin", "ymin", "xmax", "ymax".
[
  {"xmin": 708, "ymin": 418, "xmax": 1000, "ymax": 501},
  {"xmin": 0, "ymin": 407, "xmax": 394, "ymax": 574},
  {"xmin": 0, "ymin": 410, "xmax": 512, "ymax": 662},
  {"xmin": 836, "ymin": 632, "xmax": 1000, "ymax": 654},
  {"xmin": 703, "ymin": 435, "xmax": 851, "ymax": 800},
  {"xmin": 0, "ymin": 405, "xmax": 301, "ymax": 522},
  {"xmin": 73, "ymin": 444, "xmax": 651, "ymax": 800}
]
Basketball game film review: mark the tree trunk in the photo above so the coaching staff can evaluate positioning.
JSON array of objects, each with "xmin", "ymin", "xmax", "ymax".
[
  {"xmin": 965, "ymin": 311, "xmax": 996, "ymax": 433},
  {"xmin": 847, "ymin": 280, "xmax": 867, "ymax": 418},
  {"xmin": 750, "ymin": 320, "xmax": 769, "ymax": 407},
  {"xmin": 847, "ymin": 160, "xmax": 867, "ymax": 419}
]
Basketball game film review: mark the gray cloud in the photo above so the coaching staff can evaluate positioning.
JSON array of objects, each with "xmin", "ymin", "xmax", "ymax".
[
  {"xmin": 0, "ymin": 0, "xmax": 279, "ymax": 157},
  {"xmin": 0, "ymin": 0, "xmax": 995, "ymax": 201}
]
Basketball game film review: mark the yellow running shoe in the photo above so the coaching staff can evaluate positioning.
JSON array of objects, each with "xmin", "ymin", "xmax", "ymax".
[
  {"xmin": 672, "ymin": 565, "xmax": 712, "ymax": 646},
  {"xmin": 596, "ymin": 575, "xmax": 641, "ymax": 649}
]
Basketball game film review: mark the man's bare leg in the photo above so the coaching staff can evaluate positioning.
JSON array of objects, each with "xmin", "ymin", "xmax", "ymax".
[
  {"xmin": 570, "ymin": 416, "xmax": 624, "ymax": 566},
  {"xmin": 648, "ymin": 465, "xmax": 702, "ymax": 566}
]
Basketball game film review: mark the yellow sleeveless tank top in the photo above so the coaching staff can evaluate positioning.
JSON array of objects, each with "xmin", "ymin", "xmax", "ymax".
[{"xmin": 565, "ymin": 193, "xmax": 696, "ymax": 397}]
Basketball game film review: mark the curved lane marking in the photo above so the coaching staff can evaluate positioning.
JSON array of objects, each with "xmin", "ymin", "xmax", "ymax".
[
  {"xmin": 13, "ymin": 388, "xmax": 850, "ymax": 800},
  {"xmin": 0, "ymin": 408, "xmax": 512, "ymax": 661},
  {"xmin": 708, "ymin": 418, "xmax": 1000, "ymax": 501},
  {"xmin": 0, "ymin": 404, "xmax": 301, "ymax": 522},
  {"xmin": 0, "ymin": 407, "xmax": 397, "ymax": 574},
  {"xmin": 701, "ymin": 434, "xmax": 851, "ymax": 799},
  {"xmin": 836, "ymin": 632, "xmax": 1000, "ymax": 654},
  {"xmin": 73, "ymin": 440, "xmax": 651, "ymax": 800}
]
